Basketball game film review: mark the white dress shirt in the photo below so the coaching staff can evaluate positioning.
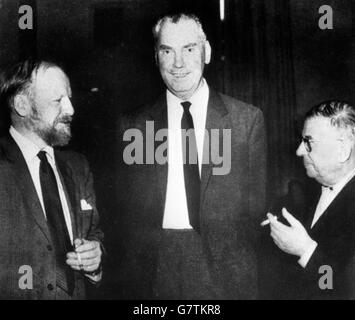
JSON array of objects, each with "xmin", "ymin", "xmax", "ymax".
[
  {"xmin": 10, "ymin": 126, "xmax": 74, "ymax": 243},
  {"xmin": 162, "ymin": 79, "xmax": 209, "ymax": 229},
  {"xmin": 298, "ymin": 168, "xmax": 355, "ymax": 268}
]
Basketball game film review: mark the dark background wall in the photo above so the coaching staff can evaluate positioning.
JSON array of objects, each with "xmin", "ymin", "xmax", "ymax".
[
  {"xmin": 0, "ymin": 0, "xmax": 354, "ymax": 243},
  {"xmin": 291, "ymin": 0, "xmax": 354, "ymax": 116}
]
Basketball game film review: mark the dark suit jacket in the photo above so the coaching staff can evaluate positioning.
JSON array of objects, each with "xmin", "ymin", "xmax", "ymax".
[
  {"xmin": 114, "ymin": 89, "xmax": 267, "ymax": 299},
  {"xmin": 263, "ymin": 176, "xmax": 355, "ymax": 299},
  {"xmin": 0, "ymin": 135, "xmax": 104, "ymax": 299}
]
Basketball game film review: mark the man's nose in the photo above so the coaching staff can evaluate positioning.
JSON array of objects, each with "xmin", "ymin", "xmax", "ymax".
[
  {"xmin": 173, "ymin": 52, "xmax": 184, "ymax": 68},
  {"xmin": 296, "ymin": 141, "xmax": 306, "ymax": 157},
  {"xmin": 61, "ymin": 96, "xmax": 74, "ymax": 116}
]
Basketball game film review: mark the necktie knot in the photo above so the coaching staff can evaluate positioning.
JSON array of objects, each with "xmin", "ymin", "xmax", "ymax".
[
  {"xmin": 181, "ymin": 101, "xmax": 192, "ymax": 113},
  {"xmin": 37, "ymin": 150, "xmax": 48, "ymax": 163}
]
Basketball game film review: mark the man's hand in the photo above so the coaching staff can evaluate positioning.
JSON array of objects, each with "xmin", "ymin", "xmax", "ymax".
[
  {"xmin": 66, "ymin": 239, "xmax": 102, "ymax": 275},
  {"xmin": 268, "ymin": 208, "xmax": 315, "ymax": 257}
]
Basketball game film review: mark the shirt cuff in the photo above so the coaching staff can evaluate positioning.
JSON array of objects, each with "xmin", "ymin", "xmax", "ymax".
[{"xmin": 298, "ymin": 240, "xmax": 318, "ymax": 268}]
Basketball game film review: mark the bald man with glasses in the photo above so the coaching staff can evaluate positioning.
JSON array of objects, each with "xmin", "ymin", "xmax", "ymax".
[{"xmin": 263, "ymin": 100, "xmax": 355, "ymax": 299}]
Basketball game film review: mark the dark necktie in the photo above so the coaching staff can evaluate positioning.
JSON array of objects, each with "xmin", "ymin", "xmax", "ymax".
[
  {"xmin": 181, "ymin": 101, "xmax": 201, "ymax": 232},
  {"xmin": 38, "ymin": 150, "xmax": 74, "ymax": 295}
]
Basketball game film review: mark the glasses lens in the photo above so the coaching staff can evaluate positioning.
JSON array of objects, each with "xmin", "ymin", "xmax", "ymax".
[{"xmin": 301, "ymin": 137, "xmax": 311, "ymax": 152}]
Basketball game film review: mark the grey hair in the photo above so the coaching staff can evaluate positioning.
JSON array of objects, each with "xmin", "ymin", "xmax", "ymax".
[
  {"xmin": 305, "ymin": 100, "xmax": 355, "ymax": 138},
  {"xmin": 152, "ymin": 13, "xmax": 207, "ymax": 47},
  {"xmin": 0, "ymin": 59, "xmax": 63, "ymax": 112}
]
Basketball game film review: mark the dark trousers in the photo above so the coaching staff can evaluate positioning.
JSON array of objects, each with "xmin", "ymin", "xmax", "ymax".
[{"xmin": 153, "ymin": 229, "xmax": 221, "ymax": 300}]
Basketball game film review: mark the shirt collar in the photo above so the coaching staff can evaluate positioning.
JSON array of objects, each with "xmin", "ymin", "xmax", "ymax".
[
  {"xmin": 166, "ymin": 78, "xmax": 209, "ymax": 112},
  {"xmin": 9, "ymin": 126, "xmax": 55, "ymax": 162},
  {"xmin": 325, "ymin": 167, "xmax": 355, "ymax": 193},
  {"xmin": 189, "ymin": 78, "xmax": 209, "ymax": 110}
]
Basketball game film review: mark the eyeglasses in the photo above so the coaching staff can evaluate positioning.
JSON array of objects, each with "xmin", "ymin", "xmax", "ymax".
[
  {"xmin": 299, "ymin": 136, "xmax": 315, "ymax": 153},
  {"xmin": 299, "ymin": 136, "xmax": 343, "ymax": 153}
]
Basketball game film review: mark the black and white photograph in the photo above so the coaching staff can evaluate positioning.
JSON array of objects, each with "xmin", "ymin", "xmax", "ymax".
[{"xmin": 0, "ymin": 0, "xmax": 354, "ymax": 305}]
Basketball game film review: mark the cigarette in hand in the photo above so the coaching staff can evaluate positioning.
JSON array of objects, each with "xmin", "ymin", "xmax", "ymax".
[
  {"xmin": 260, "ymin": 214, "xmax": 278, "ymax": 227},
  {"xmin": 77, "ymin": 252, "xmax": 83, "ymax": 269},
  {"xmin": 75, "ymin": 239, "xmax": 84, "ymax": 270}
]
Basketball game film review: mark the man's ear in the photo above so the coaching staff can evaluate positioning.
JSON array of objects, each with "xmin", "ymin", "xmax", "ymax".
[
  {"xmin": 338, "ymin": 139, "xmax": 352, "ymax": 163},
  {"xmin": 204, "ymin": 40, "xmax": 211, "ymax": 65},
  {"xmin": 13, "ymin": 94, "xmax": 32, "ymax": 117},
  {"xmin": 154, "ymin": 49, "xmax": 159, "ymax": 66}
]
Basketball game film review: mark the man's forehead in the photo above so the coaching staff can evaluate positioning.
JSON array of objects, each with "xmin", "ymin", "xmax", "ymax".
[
  {"xmin": 158, "ymin": 19, "xmax": 202, "ymax": 45},
  {"xmin": 303, "ymin": 116, "xmax": 339, "ymax": 138},
  {"xmin": 34, "ymin": 66, "xmax": 68, "ymax": 82},
  {"xmin": 32, "ymin": 66, "xmax": 70, "ymax": 92}
]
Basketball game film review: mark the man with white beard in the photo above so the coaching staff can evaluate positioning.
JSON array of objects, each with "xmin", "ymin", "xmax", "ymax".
[{"xmin": 0, "ymin": 60, "xmax": 103, "ymax": 299}]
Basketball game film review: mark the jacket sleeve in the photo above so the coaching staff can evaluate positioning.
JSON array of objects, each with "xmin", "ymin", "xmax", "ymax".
[
  {"xmin": 77, "ymin": 154, "xmax": 105, "ymax": 248},
  {"xmin": 248, "ymin": 108, "xmax": 267, "ymax": 225}
]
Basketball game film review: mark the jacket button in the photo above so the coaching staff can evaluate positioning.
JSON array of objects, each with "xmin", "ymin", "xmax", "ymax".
[
  {"xmin": 47, "ymin": 284, "xmax": 54, "ymax": 291},
  {"xmin": 47, "ymin": 245, "xmax": 53, "ymax": 251}
]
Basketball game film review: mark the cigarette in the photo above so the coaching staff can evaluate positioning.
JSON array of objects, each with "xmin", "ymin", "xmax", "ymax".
[
  {"xmin": 260, "ymin": 215, "xmax": 278, "ymax": 227},
  {"xmin": 77, "ymin": 252, "xmax": 83, "ymax": 266},
  {"xmin": 75, "ymin": 241, "xmax": 83, "ymax": 269}
]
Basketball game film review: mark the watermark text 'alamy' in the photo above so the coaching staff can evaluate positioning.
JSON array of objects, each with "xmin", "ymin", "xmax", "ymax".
[{"xmin": 123, "ymin": 121, "xmax": 231, "ymax": 175}]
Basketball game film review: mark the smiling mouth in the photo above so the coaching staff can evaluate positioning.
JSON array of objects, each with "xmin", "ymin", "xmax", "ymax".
[
  {"xmin": 170, "ymin": 72, "xmax": 190, "ymax": 78},
  {"xmin": 58, "ymin": 116, "xmax": 72, "ymax": 124},
  {"xmin": 57, "ymin": 123, "xmax": 71, "ymax": 129},
  {"xmin": 56, "ymin": 120, "xmax": 72, "ymax": 127}
]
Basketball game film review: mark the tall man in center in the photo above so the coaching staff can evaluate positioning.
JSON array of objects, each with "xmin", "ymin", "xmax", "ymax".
[{"xmin": 115, "ymin": 13, "xmax": 266, "ymax": 299}]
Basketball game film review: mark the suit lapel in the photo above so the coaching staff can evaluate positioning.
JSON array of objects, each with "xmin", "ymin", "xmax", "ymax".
[
  {"xmin": 1, "ymin": 135, "xmax": 51, "ymax": 242},
  {"xmin": 305, "ymin": 188, "xmax": 321, "ymax": 229},
  {"xmin": 148, "ymin": 95, "xmax": 168, "ymax": 225},
  {"xmin": 309, "ymin": 176, "xmax": 355, "ymax": 232},
  {"xmin": 200, "ymin": 89, "xmax": 229, "ymax": 207},
  {"xmin": 55, "ymin": 151, "xmax": 78, "ymax": 239}
]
